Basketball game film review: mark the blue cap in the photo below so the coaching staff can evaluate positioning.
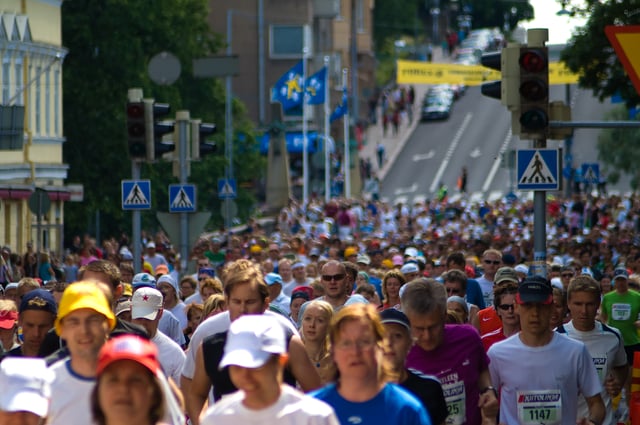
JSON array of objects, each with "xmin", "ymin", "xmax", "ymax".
[
  {"xmin": 132, "ymin": 273, "xmax": 156, "ymax": 290},
  {"xmin": 19, "ymin": 289, "xmax": 57, "ymax": 315},
  {"xmin": 265, "ymin": 273, "xmax": 283, "ymax": 286}
]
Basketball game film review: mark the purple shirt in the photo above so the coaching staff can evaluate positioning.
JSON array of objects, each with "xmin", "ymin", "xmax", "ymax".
[{"xmin": 406, "ymin": 324, "xmax": 489, "ymax": 425}]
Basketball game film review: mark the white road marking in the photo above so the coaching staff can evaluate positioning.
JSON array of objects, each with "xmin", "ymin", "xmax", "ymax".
[{"xmin": 429, "ymin": 113, "xmax": 473, "ymax": 193}]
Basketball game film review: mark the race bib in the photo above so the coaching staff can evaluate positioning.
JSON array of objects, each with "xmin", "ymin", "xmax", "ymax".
[
  {"xmin": 611, "ymin": 303, "xmax": 631, "ymax": 321},
  {"xmin": 591, "ymin": 353, "xmax": 607, "ymax": 382},
  {"xmin": 517, "ymin": 389, "xmax": 561, "ymax": 425},
  {"xmin": 442, "ymin": 380, "xmax": 466, "ymax": 425}
]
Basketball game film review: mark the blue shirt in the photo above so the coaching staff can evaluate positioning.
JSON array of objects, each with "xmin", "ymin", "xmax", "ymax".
[{"xmin": 312, "ymin": 382, "xmax": 432, "ymax": 425}]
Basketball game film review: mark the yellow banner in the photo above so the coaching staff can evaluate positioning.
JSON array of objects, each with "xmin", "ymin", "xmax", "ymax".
[{"xmin": 396, "ymin": 60, "xmax": 580, "ymax": 85}]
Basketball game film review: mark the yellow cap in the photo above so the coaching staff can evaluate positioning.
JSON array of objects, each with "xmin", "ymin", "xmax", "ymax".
[
  {"xmin": 122, "ymin": 283, "xmax": 133, "ymax": 298},
  {"xmin": 55, "ymin": 281, "xmax": 116, "ymax": 335},
  {"xmin": 250, "ymin": 245, "xmax": 262, "ymax": 254},
  {"xmin": 382, "ymin": 259, "xmax": 394, "ymax": 269},
  {"xmin": 344, "ymin": 247, "xmax": 358, "ymax": 258}
]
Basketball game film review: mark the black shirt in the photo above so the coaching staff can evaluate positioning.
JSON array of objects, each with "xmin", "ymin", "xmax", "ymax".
[{"xmin": 401, "ymin": 368, "xmax": 448, "ymax": 425}]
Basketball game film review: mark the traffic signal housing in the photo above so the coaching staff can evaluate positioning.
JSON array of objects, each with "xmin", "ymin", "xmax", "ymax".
[
  {"xmin": 126, "ymin": 101, "xmax": 146, "ymax": 159},
  {"xmin": 517, "ymin": 47, "xmax": 549, "ymax": 139},
  {"xmin": 480, "ymin": 45, "xmax": 520, "ymax": 108},
  {"xmin": 144, "ymin": 100, "xmax": 175, "ymax": 161},
  {"xmin": 191, "ymin": 119, "xmax": 217, "ymax": 160}
]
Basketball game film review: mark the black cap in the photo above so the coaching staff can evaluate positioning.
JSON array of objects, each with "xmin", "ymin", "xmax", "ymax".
[
  {"xmin": 19, "ymin": 289, "xmax": 57, "ymax": 315},
  {"xmin": 379, "ymin": 308, "xmax": 410, "ymax": 331},
  {"xmin": 516, "ymin": 276, "xmax": 552, "ymax": 304}
]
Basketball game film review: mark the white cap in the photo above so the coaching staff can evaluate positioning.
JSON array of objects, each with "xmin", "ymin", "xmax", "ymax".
[
  {"xmin": 146, "ymin": 241, "xmax": 156, "ymax": 249},
  {"xmin": 0, "ymin": 358, "xmax": 53, "ymax": 418},
  {"xmin": 400, "ymin": 263, "xmax": 419, "ymax": 274},
  {"xmin": 404, "ymin": 247, "xmax": 418, "ymax": 258},
  {"xmin": 219, "ymin": 315, "xmax": 286, "ymax": 369},
  {"xmin": 514, "ymin": 264, "xmax": 528, "ymax": 274},
  {"xmin": 131, "ymin": 287, "xmax": 163, "ymax": 320}
]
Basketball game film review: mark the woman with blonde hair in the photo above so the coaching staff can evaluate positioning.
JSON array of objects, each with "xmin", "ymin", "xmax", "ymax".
[
  {"xmin": 300, "ymin": 300, "xmax": 335, "ymax": 384},
  {"xmin": 311, "ymin": 303, "xmax": 430, "ymax": 424},
  {"xmin": 380, "ymin": 270, "xmax": 406, "ymax": 310},
  {"xmin": 201, "ymin": 294, "xmax": 226, "ymax": 320}
]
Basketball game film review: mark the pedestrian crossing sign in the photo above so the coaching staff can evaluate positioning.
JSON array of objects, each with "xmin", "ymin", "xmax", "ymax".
[
  {"xmin": 581, "ymin": 163, "xmax": 600, "ymax": 184},
  {"xmin": 516, "ymin": 149, "xmax": 560, "ymax": 191},
  {"xmin": 122, "ymin": 180, "xmax": 151, "ymax": 210},
  {"xmin": 169, "ymin": 184, "xmax": 196, "ymax": 213},
  {"xmin": 218, "ymin": 178, "xmax": 237, "ymax": 199}
]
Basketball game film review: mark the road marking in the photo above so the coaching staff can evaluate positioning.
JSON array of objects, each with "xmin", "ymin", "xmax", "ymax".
[
  {"xmin": 394, "ymin": 183, "xmax": 418, "ymax": 195},
  {"xmin": 412, "ymin": 150, "xmax": 436, "ymax": 161},
  {"xmin": 429, "ymin": 113, "xmax": 473, "ymax": 193},
  {"xmin": 482, "ymin": 129, "xmax": 512, "ymax": 193},
  {"xmin": 469, "ymin": 147, "xmax": 481, "ymax": 158}
]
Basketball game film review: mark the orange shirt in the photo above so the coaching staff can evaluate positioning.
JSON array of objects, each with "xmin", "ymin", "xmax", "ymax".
[{"xmin": 477, "ymin": 307, "xmax": 501, "ymax": 336}]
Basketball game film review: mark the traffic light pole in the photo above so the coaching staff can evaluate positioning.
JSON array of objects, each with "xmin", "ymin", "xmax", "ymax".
[
  {"xmin": 176, "ymin": 111, "xmax": 190, "ymax": 272},
  {"xmin": 533, "ymin": 138, "xmax": 547, "ymax": 278},
  {"xmin": 128, "ymin": 88, "xmax": 144, "ymax": 273}
]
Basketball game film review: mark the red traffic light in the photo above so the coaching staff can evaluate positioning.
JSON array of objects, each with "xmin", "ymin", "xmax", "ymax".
[{"xmin": 519, "ymin": 49, "xmax": 547, "ymax": 73}]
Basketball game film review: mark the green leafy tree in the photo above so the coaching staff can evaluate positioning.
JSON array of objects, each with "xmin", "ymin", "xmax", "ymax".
[
  {"xmin": 62, "ymin": 0, "xmax": 264, "ymax": 240},
  {"xmin": 560, "ymin": 0, "xmax": 640, "ymax": 107},
  {"xmin": 597, "ymin": 105, "xmax": 640, "ymax": 190}
]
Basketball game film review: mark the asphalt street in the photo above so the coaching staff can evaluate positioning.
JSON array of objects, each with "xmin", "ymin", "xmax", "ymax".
[{"xmin": 380, "ymin": 84, "xmax": 628, "ymax": 206}]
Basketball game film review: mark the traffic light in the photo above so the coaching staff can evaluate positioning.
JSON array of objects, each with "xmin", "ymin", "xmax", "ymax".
[
  {"xmin": 518, "ymin": 47, "xmax": 549, "ymax": 139},
  {"xmin": 480, "ymin": 45, "xmax": 520, "ymax": 108},
  {"xmin": 190, "ymin": 119, "xmax": 217, "ymax": 160},
  {"xmin": 126, "ymin": 101, "xmax": 146, "ymax": 159},
  {"xmin": 144, "ymin": 100, "xmax": 175, "ymax": 161}
]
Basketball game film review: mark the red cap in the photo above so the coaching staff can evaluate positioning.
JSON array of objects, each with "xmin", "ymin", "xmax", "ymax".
[
  {"xmin": 0, "ymin": 310, "xmax": 17, "ymax": 329},
  {"xmin": 97, "ymin": 335, "xmax": 159, "ymax": 376},
  {"xmin": 292, "ymin": 285, "xmax": 314, "ymax": 299}
]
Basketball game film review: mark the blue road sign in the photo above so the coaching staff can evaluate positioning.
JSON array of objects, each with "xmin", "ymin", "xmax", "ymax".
[
  {"xmin": 581, "ymin": 163, "xmax": 600, "ymax": 184},
  {"xmin": 122, "ymin": 180, "xmax": 151, "ymax": 210},
  {"xmin": 169, "ymin": 184, "xmax": 196, "ymax": 213},
  {"xmin": 218, "ymin": 178, "xmax": 237, "ymax": 199},
  {"xmin": 517, "ymin": 149, "xmax": 560, "ymax": 191}
]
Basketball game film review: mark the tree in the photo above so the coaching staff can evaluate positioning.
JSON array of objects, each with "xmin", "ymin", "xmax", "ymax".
[
  {"xmin": 62, "ymin": 0, "xmax": 264, "ymax": 241},
  {"xmin": 597, "ymin": 106, "xmax": 640, "ymax": 190},
  {"xmin": 560, "ymin": 0, "xmax": 640, "ymax": 107}
]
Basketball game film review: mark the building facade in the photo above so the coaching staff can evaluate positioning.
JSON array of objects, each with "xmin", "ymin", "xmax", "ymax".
[{"xmin": 0, "ymin": 0, "xmax": 68, "ymax": 256}]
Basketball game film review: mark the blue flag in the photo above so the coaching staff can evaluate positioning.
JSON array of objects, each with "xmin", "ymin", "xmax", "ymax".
[
  {"xmin": 270, "ymin": 61, "xmax": 304, "ymax": 111},
  {"xmin": 306, "ymin": 67, "xmax": 327, "ymax": 105},
  {"xmin": 330, "ymin": 88, "xmax": 348, "ymax": 123}
]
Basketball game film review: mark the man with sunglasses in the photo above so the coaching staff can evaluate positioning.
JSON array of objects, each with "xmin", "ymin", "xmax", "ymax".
[
  {"xmin": 318, "ymin": 261, "xmax": 351, "ymax": 310},
  {"xmin": 488, "ymin": 276, "xmax": 605, "ymax": 425},
  {"xmin": 560, "ymin": 265, "xmax": 576, "ymax": 290},
  {"xmin": 477, "ymin": 249, "xmax": 502, "ymax": 308}
]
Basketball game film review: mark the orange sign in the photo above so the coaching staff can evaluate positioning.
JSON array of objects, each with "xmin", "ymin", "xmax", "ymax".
[{"xmin": 605, "ymin": 25, "xmax": 640, "ymax": 94}]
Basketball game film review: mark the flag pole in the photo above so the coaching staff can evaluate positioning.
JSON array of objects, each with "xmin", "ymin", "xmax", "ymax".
[
  {"xmin": 302, "ymin": 46, "xmax": 309, "ymax": 206},
  {"xmin": 324, "ymin": 56, "xmax": 331, "ymax": 202},
  {"xmin": 342, "ymin": 68, "xmax": 350, "ymax": 199}
]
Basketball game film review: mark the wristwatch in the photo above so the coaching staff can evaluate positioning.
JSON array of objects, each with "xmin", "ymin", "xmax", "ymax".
[{"xmin": 480, "ymin": 386, "xmax": 498, "ymax": 398}]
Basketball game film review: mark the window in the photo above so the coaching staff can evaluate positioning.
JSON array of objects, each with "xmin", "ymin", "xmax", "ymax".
[
  {"xmin": 45, "ymin": 69, "xmax": 50, "ymax": 134},
  {"xmin": 14, "ymin": 57, "xmax": 23, "ymax": 106},
  {"xmin": 54, "ymin": 69, "xmax": 60, "ymax": 135},
  {"xmin": 0, "ymin": 105, "xmax": 25, "ymax": 150},
  {"xmin": 270, "ymin": 25, "xmax": 311, "ymax": 58},
  {"xmin": 2, "ymin": 57, "xmax": 10, "ymax": 104},
  {"xmin": 356, "ymin": 0, "xmax": 364, "ymax": 33},
  {"xmin": 35, "ymin": 66, "xmax": 41, "ymax": 134}
]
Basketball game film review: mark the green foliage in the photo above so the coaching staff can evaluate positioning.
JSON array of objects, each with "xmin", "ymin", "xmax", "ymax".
[
  {"xmin": 373, "ymin": 0, "xmax": 422, "ymax": 48},
  {"xmin": 468, "ymin": 0, "xmax": 533, "ymax": 30},
  {"xmin": 62, "ymin": 0, "xmax": 263, "ymax": 239},
  {"xmin": 560, "ymin": 0, "xmax": 640, "ymax": 107},
  {"xmin": 597, "ymin": 105, "xmax": 640, "ymax": 190}
]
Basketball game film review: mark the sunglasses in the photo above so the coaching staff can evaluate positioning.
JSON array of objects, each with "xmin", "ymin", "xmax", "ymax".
[
  {"xmin": 497, "ymin": 303, "xmax": 515, "ymax": 311},
  {"xmin": 446, "ymin": 288, "xmax": 461, "ymax": 295},
  {"xmin": 484, "ymin": 260, "xmax": 500, "ymax": 265},
  {"xmin": 561, "ymin": 273, "xmax": 574, "ymax": 278},
  {"xmin": 322, "ymin": 274, "xmax": 345, "ymax": 281}
]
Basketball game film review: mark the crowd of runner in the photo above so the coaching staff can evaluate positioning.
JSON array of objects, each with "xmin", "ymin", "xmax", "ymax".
[{"xmin": 0, "ymin": 192, "xmax": 639, "ymax": 424}]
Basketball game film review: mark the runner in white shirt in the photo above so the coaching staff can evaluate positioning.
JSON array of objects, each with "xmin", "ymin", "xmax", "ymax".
[
  {"xmin": 131, "ymin": 287, "xmax": 186, "ymax": 385},
  {"xmin": 556, "ymin": 274, "xmax": 627, "ymax": 424},
  {"xmin": 200, "ymin": 315, "xmax": 338, "ymax": 425},
  {"xmin": 488, "ymin": 276, "xmax": 605, "ymax": 425}
]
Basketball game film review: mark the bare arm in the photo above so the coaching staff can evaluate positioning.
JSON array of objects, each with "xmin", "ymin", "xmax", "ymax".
[
  {"xmin": 288, "ymin": 335, "xmax": 322, "ymax": 392},
  {"xmin": 579, "ymin": 393, "xmax": 605, "ymax": 425},
  {"xmin": 477, "ymin": 368, "xmax": 499, "ymax": 420},
  {"xmin": 184, "ymin": 344, "xmax": 211, "ymax": 425}
]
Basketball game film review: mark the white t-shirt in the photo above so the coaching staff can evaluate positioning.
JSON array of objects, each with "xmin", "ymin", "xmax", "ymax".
[
  {"xmin": 488, "ymin": 332, "xmax": 602, "ymax": 425},
  {"xmin": 47, "ymin": 359, "xmax": 95, "ymax": 425},
  {"xmin": 153, "ymin": 330, "xmax": 186, "ymax": 385},
  {"xmin": 476, "ymin": 276, "xmax": 494, "ymax": 307},
  {"xmin": 283, "ymin": 278, "xmax": 312, "ymax": 297},
  {"xmin": 159, "ymin": 309, "xmax": 186, "ymax": 346},
  {"xmin": 557, "ymin": 321, "xmax": 627, "ymax": 424},
  {"xmin": 168, "ymin": 301, "xmax": 188, "ymax": 330},
  {"xmin": 144, "ymin": 252, "xmax": 168, "ymax": 271},
  {"xmin": 200, "ymin": 384, "xmax": 339, "ymax": 425},
  {"xmin": 182, "ymin": 310, "xmax": 299, "ymax": 379}
]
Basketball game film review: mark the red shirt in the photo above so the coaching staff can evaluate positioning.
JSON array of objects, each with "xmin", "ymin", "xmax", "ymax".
[
  {"xmin": 481, "ymin": 327, "xmax": 506, "ymax": 352},
  {"xmin": 477, "ymin": 307, "xmax": 501, "ymax": 336}
]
